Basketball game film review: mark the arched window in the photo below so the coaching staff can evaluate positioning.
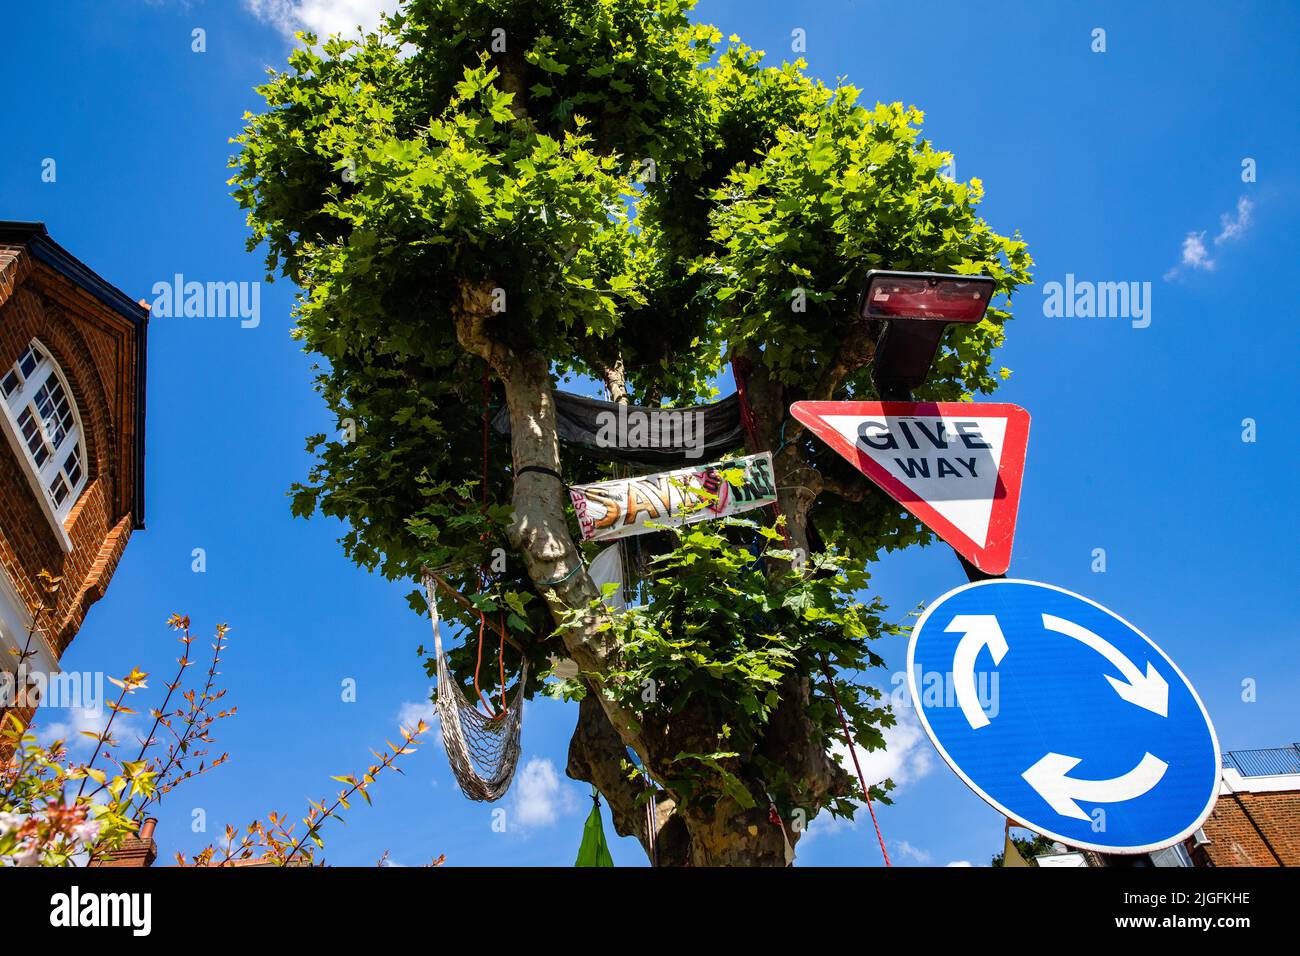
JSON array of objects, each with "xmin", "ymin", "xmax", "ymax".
[{"xmin": 0, "ymin": 341, "xmax": 88, "ymax": 531}]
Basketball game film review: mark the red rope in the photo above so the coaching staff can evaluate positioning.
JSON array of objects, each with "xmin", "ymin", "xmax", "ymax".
[
  {"xmin": 731, "ymin": 357, "xmax": 791, "ymax": 545},
  {"xmin": 822, "ymin": 658, "xmax": 891, "ymax": 866},
  {"xmin": 733, "ymin": 355, "xmax": 890, "ymax": 866},
  {"xmin": 731, "ymin": 356, "xmax": 761, "ymax": 449}
]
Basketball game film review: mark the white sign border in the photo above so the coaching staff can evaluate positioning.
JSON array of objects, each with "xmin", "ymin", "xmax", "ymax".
[{"xmin": 906, "ymin": 577, "xmax": 1222, "ymax": 856}]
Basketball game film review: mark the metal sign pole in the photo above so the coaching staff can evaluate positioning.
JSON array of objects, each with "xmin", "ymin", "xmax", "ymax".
[{"xmin": 833, "ymin": 271, "xmax": 1220, "ymax": 858}]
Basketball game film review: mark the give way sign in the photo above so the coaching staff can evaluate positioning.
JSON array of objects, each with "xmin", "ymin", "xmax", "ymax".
[{"xmin": 790, "ymin": 401, "xmax": 1030, "ymax": 575}]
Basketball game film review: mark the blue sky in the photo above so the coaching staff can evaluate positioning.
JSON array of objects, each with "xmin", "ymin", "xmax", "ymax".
[{"xmin": 1, "ymin": 0, "xmax": 1295, "ymax": 867}]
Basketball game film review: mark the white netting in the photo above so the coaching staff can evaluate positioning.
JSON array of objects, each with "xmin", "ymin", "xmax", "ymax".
[{"xmin": 423, "ymin": 574, "xmax": 526, "ymax": 802}]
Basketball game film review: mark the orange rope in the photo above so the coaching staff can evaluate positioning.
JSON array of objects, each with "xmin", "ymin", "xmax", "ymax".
[{"xmin": 472, "ymin": 369, "xmax": 508, "ymax": 719}]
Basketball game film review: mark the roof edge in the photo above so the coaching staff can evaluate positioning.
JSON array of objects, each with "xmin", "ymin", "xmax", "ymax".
[
  {"xmin": 0, "ymin": 221, "xmax": 147, "ymax": 529},
  {"xmin": 0, "ymin": 222, "xmax": 149, "ymax": 327}
]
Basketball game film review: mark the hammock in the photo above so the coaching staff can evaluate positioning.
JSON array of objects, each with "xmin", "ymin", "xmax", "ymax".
[{"xmin": 423, "ymin": 573, "xmax": 527, "ymax": 802}]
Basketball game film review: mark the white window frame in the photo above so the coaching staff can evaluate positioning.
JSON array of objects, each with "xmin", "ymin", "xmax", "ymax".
[{"xmin": 0, "ymin": 339, "xmax": 88, "ymax": 552}]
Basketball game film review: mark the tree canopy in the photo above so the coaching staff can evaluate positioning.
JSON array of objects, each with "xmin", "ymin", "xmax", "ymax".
[{"xmin": 232, "ymin": 0, "xmax": 1032, "ymax": 865}]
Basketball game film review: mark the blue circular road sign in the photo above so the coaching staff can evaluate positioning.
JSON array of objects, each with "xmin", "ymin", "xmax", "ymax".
[{"xmin": 907, "ymin": 579, "xmax": 1220, "ymax": 854}]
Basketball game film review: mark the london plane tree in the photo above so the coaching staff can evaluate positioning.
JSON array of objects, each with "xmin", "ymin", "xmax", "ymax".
[{"xmin": 232, "ymin": 0, "xmax": 1032, "ymax": 865}]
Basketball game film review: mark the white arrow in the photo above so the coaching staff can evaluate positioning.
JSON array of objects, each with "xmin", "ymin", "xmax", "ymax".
[
  {"xmin": 1022, "ymin": 751, "xmax": 1168, "ymax": 821},
  {"xmin": 1041, "ymin": 614, "xmax": 1168, "ymax": 717},
  {"xmin": 947, "ymin": 615, "xmax": 1008, "ymax": 729}
]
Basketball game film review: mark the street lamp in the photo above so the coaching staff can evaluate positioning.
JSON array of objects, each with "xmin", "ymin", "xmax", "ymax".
[
  {"xmin": 857, "ymin": 270, "xmax": 1002, "ymax": 581},
  {"xmin": 861, "ymin": 270, "xmax": 995, "ymax": 399}
]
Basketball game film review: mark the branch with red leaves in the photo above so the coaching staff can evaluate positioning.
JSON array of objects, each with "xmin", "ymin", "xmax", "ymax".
[{"xmin": 177, "ymin": 719, "xmax": 431, "ymax": 867}]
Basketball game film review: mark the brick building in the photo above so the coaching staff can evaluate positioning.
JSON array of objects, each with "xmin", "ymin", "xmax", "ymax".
[
  {"xmin": 1190, "ymin": 745, "xmax": 1300, "ymax": 867},
  {"xmin": 0, "ymin": 221, "xmax": 147, "ymax": 722},
  {"xmin": 1031, "ymin": 745, "xmax": 1300, "ymax": 867}
]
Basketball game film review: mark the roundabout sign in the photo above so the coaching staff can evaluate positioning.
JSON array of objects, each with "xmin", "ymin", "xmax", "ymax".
[{"xmin": 907, "ymin": 579, "xmax": 1220, "ymax": 854}]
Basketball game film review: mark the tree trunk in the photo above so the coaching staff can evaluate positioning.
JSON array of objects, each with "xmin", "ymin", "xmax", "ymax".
[
  {"xmin": 680, "ymin": 802, "xmax": 791, "ymax": 866},
  {"xmin": 454, "ymin": 284, "xmax": 851, "ymax": 866},
  {"xmin": 452, "ymin": 282, "xmax": 646, "ymax": 756},
  {"xmin": 566, "ymin": 693, "xmax": 692, "ymax": 865}
]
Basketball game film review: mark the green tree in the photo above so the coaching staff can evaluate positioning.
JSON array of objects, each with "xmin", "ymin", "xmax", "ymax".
[
  {"xmin": 232, "ymin": 0, "xmax": 1031, "ymax": 865},
  {"xmin": 992, "ymin": 833, "xmax": 1058, "ymax": 867}
]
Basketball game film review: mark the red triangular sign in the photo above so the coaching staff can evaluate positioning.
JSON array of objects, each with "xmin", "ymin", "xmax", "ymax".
[{"xmin": 791, "ymin": 401, "xmax": 1030, "ymax": 575}]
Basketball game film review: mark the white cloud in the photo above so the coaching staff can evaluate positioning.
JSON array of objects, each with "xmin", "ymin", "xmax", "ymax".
[
  {"xmin": 245, "ymin": 0, "xmax": 400, "ymax": 39},
  {"xmin": 832, "ymin": 705, "xmax": 935, "ymax": 792},
  {"xmin": 896, "ymin": 839, "xmax": 932, "ymax": 864},
  {"xmin": 1215, "ymin": 195, "xmax": 1254, "ymax": 245},
  {"xmin": 396, "ymin": 692, "xmax": 442, "ymax": 751},
  {"xmin": 510, "ymin": 757, "xmax": 579, "ymax": 829},
  {"xmin": 38, "ymin": 705, "xmax": 117, "ymax": 753},
  {"xmin": 1179, "ymin": 231, "xmax": 1215, "ymax": 271},
  {"xmin": 946, "ymin": 860, "xmax": 975, "ymax": 867},
  {"xmin": 397, "ymin": 696, "xmax": 435, "ymax": 729},
  {"xmin": 1165, "ymin": 196, "xmax": 1255, "ymax": 280}
]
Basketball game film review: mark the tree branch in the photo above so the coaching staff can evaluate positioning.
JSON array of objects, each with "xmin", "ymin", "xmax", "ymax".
[
  {"xmin": 819, "ymin": 471, "xmax": 871, "ymax": 502},
  {"xmin": 785, "ymin": 317, "xmax": 879, "ymax": 443},
  {"xmin": 726, "ymin": 347, "xmax": 855, "ymax": 824},
  {"xmin": 427, "ymin": 571, "xmax": 526, "ymax": 654},
  {"xmin": 600, "ymin": 355, "xmax": 629, "ymax": 405}
]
